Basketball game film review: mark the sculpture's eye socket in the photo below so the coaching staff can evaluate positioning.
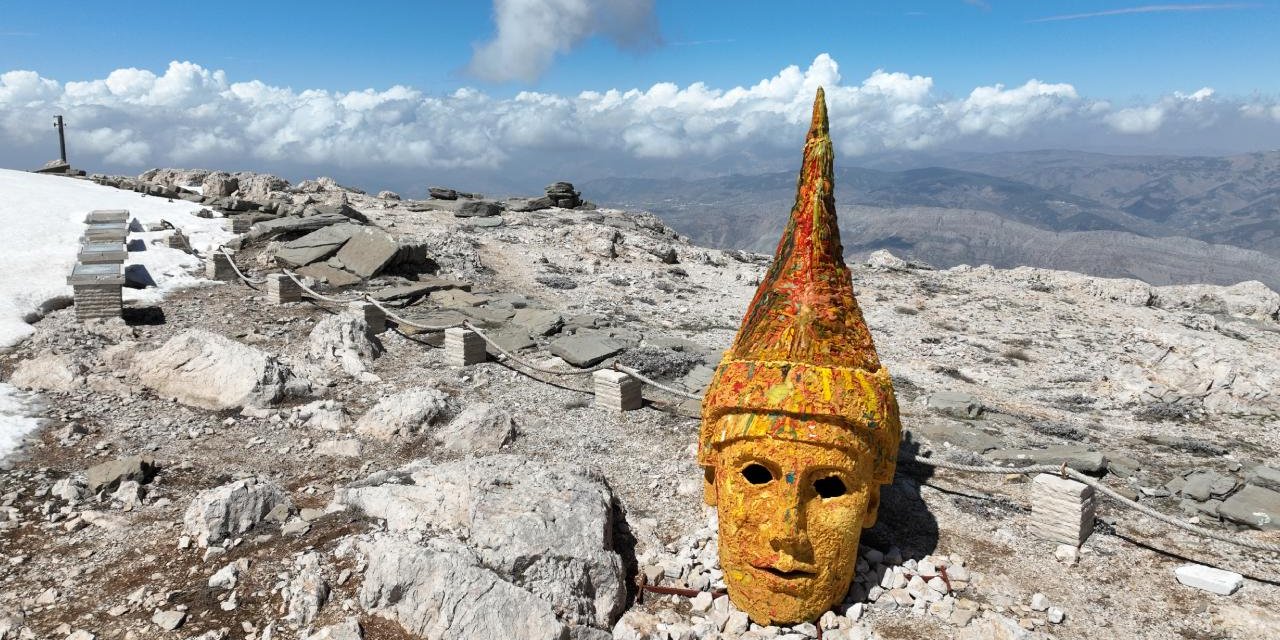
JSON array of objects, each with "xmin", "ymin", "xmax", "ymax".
[
  {"xmin": 741, "ymin": 463, "xmax": 773, "ymax": 485},
  {"xmin": 814, "ymin": 475, "xmax": 847, "ymax": 499}
]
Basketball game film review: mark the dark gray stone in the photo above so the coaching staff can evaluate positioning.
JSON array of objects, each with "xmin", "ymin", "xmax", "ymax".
[
  {"xmin": 297, "ymin": 264, "xmax": 362, "ymax": 288},
  {"xmin": 908, "ymin": 420, "xmax": 1002, "ymax": 454},
  {"xmin": 1181, "ymin": 470, "xmax": 1237, "ymax": 502},
  {"xmin": 483, "ymin": 328, "xmax": 536, "ymax": 356},
  {"xmin": 248, "ymin": 213, "xmax": 350, "ymax": 241},
  {"xmin": 334, "ymin": 227, "xmax": 400, "ymax": 278},
  {"xmin": 549, "ymin": 335, "xmax": 625, "ymax": 368},
  {"xmin": 86, "ymin": 455, "xmax": 158, "ymax": 493},
  {"xmin": 455, "ymin": 201, "xmax": 502, "ymax": 218},
  {"xmin": 428, "ymin": 187, "xmax": 459, "ymax": 200},
  {"xmin": 926, "ymin": 391, "xmax": 984, "ymax": 419},
  {"xmin": 1244, "ymin": 465, "xmax": 1280, "ymax": 492},
  {"xmin": 275, "ymin": 224, "xmax": 360, "ymax": 267},
  {"xmin": 511, "ymin": 309, "xmax": 563, "ymax": 337},
  {"xmin": 1217, "ymin": 484, "xmax": 1280, "ymax": 530}
]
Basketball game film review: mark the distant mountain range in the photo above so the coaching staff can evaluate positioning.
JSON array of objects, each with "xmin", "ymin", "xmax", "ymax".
[{"xmin": 585, "ymin": 150, "xmax": 1280, "ymax": 289}]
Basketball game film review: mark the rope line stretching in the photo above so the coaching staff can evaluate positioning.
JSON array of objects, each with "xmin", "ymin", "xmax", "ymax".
[
  {"xmin": 214, "ymin": 254, "xmax": 1279, "ymax": 556},
  {"xmin": 218, "ymin": 247, "xmax": 267, "ymax": 288},
  {"xmin": 911, "ymin": 455, "xmax": 1280, "ymax": 555}
]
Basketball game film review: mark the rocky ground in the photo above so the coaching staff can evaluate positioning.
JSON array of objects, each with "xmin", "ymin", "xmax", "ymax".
[{"xmin": 0, "ymin": 170, "xmax": 1279, "ymax": 640}]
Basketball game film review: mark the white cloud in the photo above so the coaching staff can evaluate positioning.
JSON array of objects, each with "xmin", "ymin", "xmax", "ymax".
[
  {"xmin": 467, "ymin": 0, "xmax": 660, "ymax": 83},
  {"xmin": 1, "ymin": 56, "xmax": 1277, "ymax": 180}
]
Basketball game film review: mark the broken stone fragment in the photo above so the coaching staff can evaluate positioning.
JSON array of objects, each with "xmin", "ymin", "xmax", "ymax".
[{"xmin": 182, "ymin": 476, "xmax": 293, "ymax": 547}]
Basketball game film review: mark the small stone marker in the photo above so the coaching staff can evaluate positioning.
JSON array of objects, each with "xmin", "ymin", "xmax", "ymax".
[
  {"xmin": 227, "ymin": 217, "xmax": 252, "ymax": 234},
  {"xmin": 166, "ymin": 229, "xmax": 191, "ymax": 251},
  {"xmin": 67, "ymin": 263, "xmax": 124, "ymax": 321},
  {"xmin": 83, "ymin": 221, "xmax": 130, "ymax": 243},
  {"xmin": 206, "ymin": 250, "xmax": 236, "ymax": 282},
  {"xmin": 593, "ymin": 369, "xmax": 642, "ymax": 411},
  {"xmin": 445, "ymin": 328, "xmax": 486, "ymax": 366},
  {"xmin": 1029, "ymin": 473, "xmax": 1095, "ymax": 546},
  {"xmin": 84, "ymin": 209, "xmax": 130, "ymax": 224},
  {"xmin": 266, "ymin": 274, "xmax": 301, "ymax": 304},
  {"xmin": 77, "ymin": 242, "xmax": 127, "ymax": 264},
  {"xmin": 1174, "ymin": 563, "xmax": 1243, "ymax": 595},
  {"xmin": 347, "ymin": 300, "xmax": 386, "ymax": 335}
]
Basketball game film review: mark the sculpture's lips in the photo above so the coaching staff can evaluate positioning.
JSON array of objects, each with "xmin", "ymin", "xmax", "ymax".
[{"xmin": 747, "ymin": 559, "xmax": 818, "ymax": 595}]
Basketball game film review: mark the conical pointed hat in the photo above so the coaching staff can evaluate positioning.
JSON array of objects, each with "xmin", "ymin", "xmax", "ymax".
[{"xmin": 699, "ymin": 88, "xmax": 901, "ymax": 484}]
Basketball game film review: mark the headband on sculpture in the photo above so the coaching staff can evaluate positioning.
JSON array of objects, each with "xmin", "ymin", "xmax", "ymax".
[{"xmin": 699, "ymin": 87, "xmax": 901, "ymax": 484}]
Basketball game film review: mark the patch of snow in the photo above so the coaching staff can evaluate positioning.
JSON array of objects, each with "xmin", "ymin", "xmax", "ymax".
[
  {"xmin": 0, "ymin": 382, "xmax": 43, "ymax": 461},
  {"xmin": 0, "ymin": 168, "xmax": 234, "ymax": 346}
]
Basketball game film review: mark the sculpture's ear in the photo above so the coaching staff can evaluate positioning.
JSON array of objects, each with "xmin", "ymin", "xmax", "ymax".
[
  {"xmin": 861, "ymin": 485, "xmax": 881, "ymax": 529},
  {"xmin": 703, "ymin": 466, "xmax": 718, "ymax": 507}
]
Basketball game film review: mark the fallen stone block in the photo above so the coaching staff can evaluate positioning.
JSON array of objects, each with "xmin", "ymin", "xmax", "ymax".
[
  {"xmin": 1217, "ymin": 484, "xmax": 1280, "ymax": 530},
  {"xmin": 1174, "ymin": 564, "xmax": 1243, "ymax": 595},
  {"xmin": 550, "ymin": 335, "xmax": 625, "ymax": 368},
  {"xmin": 297, "ymin": 264, "xmax": 362, "ymax": 288},
  {"xmin": 275, "ymin": 223, "xmax": 360, "ymax": 267},
  {"xmin": 334, "ymin": 227, "xmax": 399, "ymax": 278},
  {"xmin": 131, "ymin": 330, "xmax": 311, "ymax": 410}
]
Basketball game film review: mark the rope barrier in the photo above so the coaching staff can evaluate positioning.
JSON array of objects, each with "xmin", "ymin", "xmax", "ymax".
[
  {"xmin": 462, "ymin": 321, "xmax": 607, "ymax": 375},
  {"xmin": 363, "ymin": 296, "xmax": 465, "ymax": 331},
  {"xmin": 218, "ymin": 247, "xmax": 267, "ymax": 288},
  {"xmin": 910, "ymin": 454, "xmax": 1280, "ymax": 555},
  {"xmin": 613, "ymin": 364, "xmax": 703, "ymax": 401},
  {"xmin": 280, "ymin": 269, "xmax": 365, "ymax": 304}
]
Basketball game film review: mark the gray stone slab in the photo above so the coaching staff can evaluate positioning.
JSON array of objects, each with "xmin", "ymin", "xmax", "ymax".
[
  {"xmin": 461, "ymin": 307, "xmax": 516, "ymax": 326},
  {"xmin": 482, "ymin": 328, "xmax": 536, "ymax": 356},
  {"xmin": 371, "ymin": 278, "xmax": 468, "ymax": 303},
  {"xmin": 296, "ymin": 264, "xmax": 362, "ymax": 288},
  {"xmin": 247, "ymin": 213, "xmax": 350, "ymax": 241},
  {"xmin": 511, "ymin": 309, "xmax": 563, "ymax": 337},
  {"xmin": 1217, "ymin": 484, "xmax": 1280, "ymax": 530},
  {"xmin": 333, "ymin": 227, "xmax": 399, "ymax": 278},
  {"xmin": 454, "ymin": 201, "xmax": 501, "ymax": 218},
  {"xmin": 274, "ymin": 223, "xmax": 360, "ymax": 267},
  {"xmin": 78, "ymin": 243, "xmax": 127, "ymax": 264},
  {"xmin": 1245, "ymin": 465, "xmax": 1280, "ymax": 492},
  {"xmin": 433, "ymin": 290, "xmax": 491, "ymax": 308},
  {"xmin": 906, "ymin": 420, "xmax": 1002, "ymax": 454},
  {"xmin": 926, "ymin": 391, "xmax": 984, "ymax": 419},
  {"xmin": 1181, "ymin": 470, "xmax": 1237, "ymax": 502},
  {"xmin": 67, "ymin": 262, "xmax": 125, "ymax": 285},
  {"xmin": 85, "ymin": 209, "xmax": 129, "ymax": 224},
  {"xmin": 549, "ymin": 335, "xmax": 626, "ymax": 368}
]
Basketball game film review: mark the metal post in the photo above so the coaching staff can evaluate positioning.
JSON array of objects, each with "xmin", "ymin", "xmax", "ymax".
[{"xmin": 53, "ymin": 115, "xmax": 67, "ymax": 163}]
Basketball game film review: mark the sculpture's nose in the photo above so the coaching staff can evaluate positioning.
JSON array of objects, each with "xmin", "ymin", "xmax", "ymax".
[{"xmin": 765, "ymin": 487, "xmax": 811, "ymax": 557}]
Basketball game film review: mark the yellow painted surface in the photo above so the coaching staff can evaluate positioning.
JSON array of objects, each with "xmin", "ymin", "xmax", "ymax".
[{"xmin": 704, "ymin": 415, "xmax": 879, "ymax": 625}]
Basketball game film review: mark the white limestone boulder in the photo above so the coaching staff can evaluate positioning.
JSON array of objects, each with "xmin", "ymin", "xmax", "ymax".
[
  {"xmin": 131, "ymin": 330, "xmax": 310, "ymax": 410},
  {"xmin": 183, "ymin": 476, "xmax": 292, "ymax": 547},
  {"xmin": 335, "ymin": 455, "xmax": 625, "ymax": 630},
  {"xmin": 353, "ymin": 387, "xmax": 454, "ymax": 440}
]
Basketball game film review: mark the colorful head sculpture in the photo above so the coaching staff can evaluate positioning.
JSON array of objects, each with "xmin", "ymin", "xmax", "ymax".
[{"xmin": 699, "ymin": 87, "xmax": 902, "ymax": 626}]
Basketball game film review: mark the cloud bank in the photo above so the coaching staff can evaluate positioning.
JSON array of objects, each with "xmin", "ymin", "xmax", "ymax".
[
  {"xmin": 468, "ymin": 0, "xmax": 660, "ymax": 83},
  {"xmin": 2, "ymin": 55, "xmax": 1278, "ymax": 188}
]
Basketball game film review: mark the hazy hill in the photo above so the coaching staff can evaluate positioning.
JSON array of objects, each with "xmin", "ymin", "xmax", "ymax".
[{"xmin": 586, "ymin": 150, "xmax": 1280, "ymax": 287}]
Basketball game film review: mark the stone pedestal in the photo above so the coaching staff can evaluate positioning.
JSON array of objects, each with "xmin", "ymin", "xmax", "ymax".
[
  {"xmin": 445, "ymin": 328, "xmax": 486, "ymax": 366},
  {"xmin": 266, "ymin": 274, "xmax": 301, "ymax": 304},
  {"xmin": 84, "ymin": 209, "xmax": 130, "ymax": 224},
  {"xmin": 67, "ymin": 263, "xmax": 125, "ymax": 321},
  {"xmin": 1030, "ymin": 473, "xmax": 1096, "ymax": 546},
  {"xmin": 77, "ymin": 242, "xmax": 127, "ymax": 265},
  {"xmin": 347, "ymin": 300, "xmax": 386, "ymax": 335},
  {"xmin": 206, "ymin": 250, "xmax": 236, "ymax": 282},
  {"xmin": 166, "ymin": 230, "xmax": 191, "ymax": 252},
  {"xmin": 227, "ymin": 217, "xmax": 252, "ymax": 234},
  {"xmin": 83, "ymin": 221, "xmax": 129, "ymax": 244},
  {"xmin": 593, "ymin": 370, "xmax": 642, "ymax": 411}
]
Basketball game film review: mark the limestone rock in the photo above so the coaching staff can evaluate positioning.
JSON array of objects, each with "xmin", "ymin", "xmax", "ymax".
[
  {"xmin": 275, "ymin": 224, "xmax": 359, "ymax": 268},
  {"xmin": 866, "ymin": 249, "xmax": 908, "ymax": 271},
  {"xmin": 10, "ymin": 353, "xmax": 84, "ymax": 391},
  {"xmin": 926, "ymin": 391, "xmax": 984, "ymax": 419},
  {"xmin": 334, "ymin": 227, "xmax": 399, "ymax": 278},
  {"xmin": 308, "ymin": 314, "xmax": 382, "ymax": 377},
  {"xmin": 297, "ymin": 264, "xmax": 362, "ymax": 288},
  {"xmin": 455, "ymin": 201, "xmax": 502, "ymax": 218},
  {"xmin": 1175, "ymin": 564, "xmax": 1244, "ymax": 595},
  {"xmin": 360, "ymin": 536, "xmax": 568, "ymax": 640},
  {"xmin": 353, "ymin": 387, "xmax": 454, "ymax": 440},
  {"xmin": 549, "ymin": 334, "xmax": 625, "ymax": 368},
  {"xmin": 86, "ymin": 455, "xmax": 158, "ymax": 494},
  {"xmin": 286, "ymin": 552, "xmax": 330, "ymax": 626},
  {"xmin": 433, "ymin": 403, "xmax": 516, "ymax": 453},
  {"xmin": 1217, "ymin": 484, "xmax": 1280, "ymax": 530},
  {"xmin": 183, "ymin": 476, "xmax": 292, "ymax": 547},
  {"xmin": 131, "ymin": 330, "xmax": 311, "ymax": 410},
  {"xmin": 1153, "ymin": 280, "xmax": 1280, "ymax": 320},
  {"xmin": 202, "ymin": 172, "xmax": 239, "ymax": 198},
  {"xmin": 336, "ymin": 455, "xmax": 625, "ymax": 627}
]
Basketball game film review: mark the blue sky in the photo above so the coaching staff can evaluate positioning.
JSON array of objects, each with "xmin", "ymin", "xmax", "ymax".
[
  {"xmin": 2, "ymin": 1, "xmax": 1275, "ymax": 99},
  {"xmin": 1, "ymin": 1, "xmax": 1279, "ymax": 191}
]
